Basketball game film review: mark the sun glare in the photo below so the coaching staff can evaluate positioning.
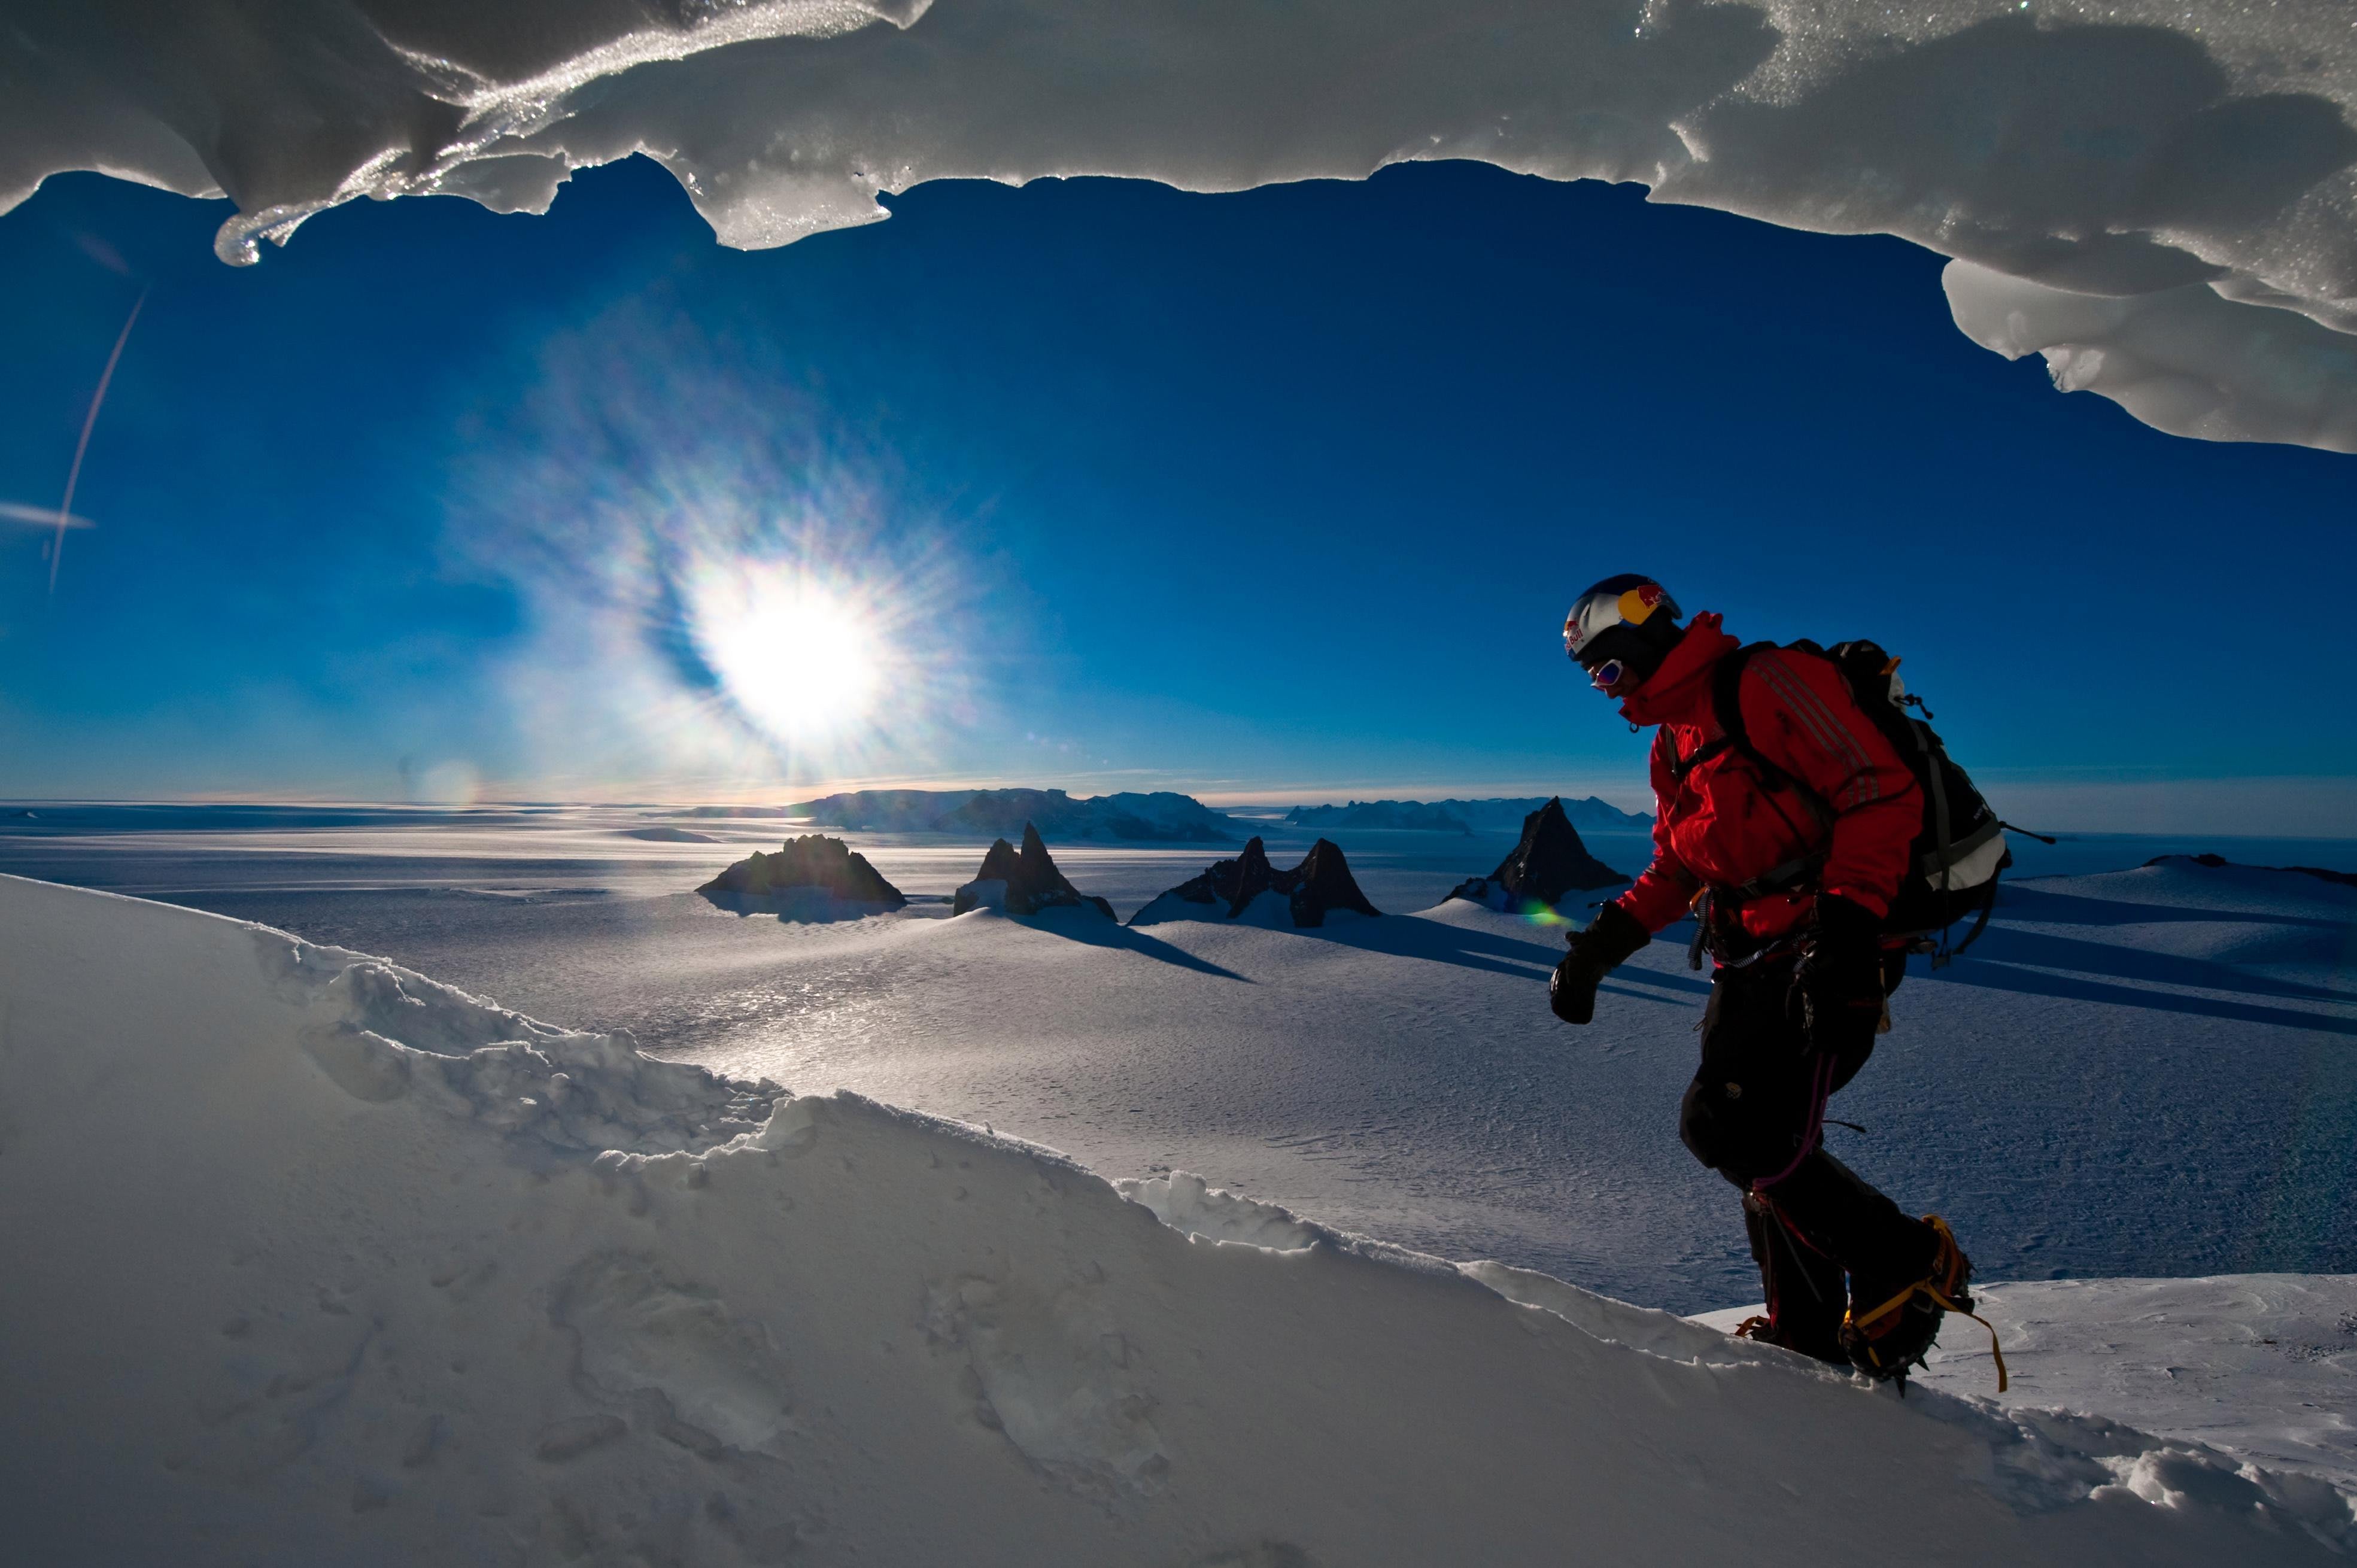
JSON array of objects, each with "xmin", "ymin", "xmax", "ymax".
[{"xmin": 688, "ymin": 567, "xmax": 885, "ymax": 743}]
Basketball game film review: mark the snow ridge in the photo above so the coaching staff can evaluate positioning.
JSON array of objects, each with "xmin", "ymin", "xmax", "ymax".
[
  {"xmin": 1, "ymin": 871, "xmax": 2352, "ymax": 1564},
  {"xmin": 265, "ymin": 932, "xmax": 786, "ymax": 1157}
]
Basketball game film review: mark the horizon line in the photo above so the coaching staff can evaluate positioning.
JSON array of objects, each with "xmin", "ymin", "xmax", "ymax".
[{"xmin": 5, "ymin": 782, "xmax": 2356, "ymax": 841}]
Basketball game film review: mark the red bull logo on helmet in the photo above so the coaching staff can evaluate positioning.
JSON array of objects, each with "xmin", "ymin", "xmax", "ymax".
[{"xmin": 1620, "ymin": 584, "xmax": 1665, "ymax": 623}]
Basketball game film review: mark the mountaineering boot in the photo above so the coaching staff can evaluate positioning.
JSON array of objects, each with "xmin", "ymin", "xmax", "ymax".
[
  {"xmin": 1734, "ymin": 1192, "xmax": 1848, "ymax": 1365},
  {"xmin": 1840, "ymin": 1215, "xmax": 1973, "ymax": 1384}
]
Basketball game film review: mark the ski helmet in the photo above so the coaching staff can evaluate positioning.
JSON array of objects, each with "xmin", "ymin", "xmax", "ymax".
[{"xmin": 1563, "ymin": 574, "xmax": 1684, "ymax": 686}]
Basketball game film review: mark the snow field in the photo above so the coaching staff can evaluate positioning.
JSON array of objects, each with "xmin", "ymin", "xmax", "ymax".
[
  {"xmin": 1793, "ymin": 1274, "xmax": 2357, "ymax": 1490},
  {"xmin": 605, "ymin": 864, "xmax": 2356, "ymax": 1319},
  {"xmin": 76, "ymin": 847, "xmax": 2344, "ymax": 1316},
  {"xmin": 2, "ymin": 871, "xmax": 2353, "ymax": 1564},
  {"xmin": 1126, "ymin": 888, "xmax": 1375, "ymax": 929},
  {"xmin": 1917, "ymin": 1277, "xmax": 2357, "ymax": 1488}
]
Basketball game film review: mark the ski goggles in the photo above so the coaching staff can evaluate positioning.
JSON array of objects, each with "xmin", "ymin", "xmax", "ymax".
[{"xmin": 1585, "ymin": 655, "xmax": 1628, "ymax": 692}]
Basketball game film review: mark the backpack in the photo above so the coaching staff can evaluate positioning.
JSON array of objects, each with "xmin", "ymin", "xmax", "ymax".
[{"xmin": 1708, "ymin": 639, "xmax": 2039, "ymax": 965}]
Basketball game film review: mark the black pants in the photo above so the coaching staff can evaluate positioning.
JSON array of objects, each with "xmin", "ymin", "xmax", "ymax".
[{"xmin": 1679, "ymin": 959, "xmax": 1934, "ymax": 1362}]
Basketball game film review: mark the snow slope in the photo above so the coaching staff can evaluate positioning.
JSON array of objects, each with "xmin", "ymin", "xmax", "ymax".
[
  {"xmin": 4, "ymin": 870, "xmax": 2352, "ymax": 1564},
  {"xmin": 1920, "ymin": 1277, "xmax": 2357, "ymax": 1486},
  {"xmin": 1699, "ymin": 1275, "xmax": 2357, "ymax": 1490},
  {"xmin": 7, "ymin": 2, "xmax": 2355, "ymax": 448}
]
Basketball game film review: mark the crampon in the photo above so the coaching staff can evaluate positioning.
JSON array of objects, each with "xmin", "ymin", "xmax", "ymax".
[{"xmin": 1839, "ymin": 1215, "xmax": 2007, "ymax": 1393}]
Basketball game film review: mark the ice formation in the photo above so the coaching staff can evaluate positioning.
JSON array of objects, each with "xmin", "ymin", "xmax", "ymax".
[
  {"xmin": 5, "ymin": 1, "xmax": 2355, "ymax": 449},
  {"xmin": 2, "ymin": 870, "xmax": 2351, "ymax": 1563}
]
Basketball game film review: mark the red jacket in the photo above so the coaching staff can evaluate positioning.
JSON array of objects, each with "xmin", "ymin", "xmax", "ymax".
[{"xmin": 1612, "ymin": 614, "xmax": 1919, "ymax": 946}]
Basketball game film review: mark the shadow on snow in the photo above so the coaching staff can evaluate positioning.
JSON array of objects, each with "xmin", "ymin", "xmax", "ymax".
[
  {"xmin": 976, "ymin": 907, "xmax": 1255, "ymax": 983},
  {"xmin": 1293, "ymin": 906, "xmax": 1715, "ymax": 996},
  {"xmin": 1927, "ymin": 958, "xmax": 2357, "ymax": 1037}
]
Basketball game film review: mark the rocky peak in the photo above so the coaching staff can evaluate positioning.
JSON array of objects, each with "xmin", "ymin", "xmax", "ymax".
[
  {"xmin": 697, "ymin": 834, "xmax": 907, "ymax": 913},
  {"xmin": 1286, "ymin": 838, "xmax": 1383, "ymax": 923},
  {"xmin": 952, "ymin": 822, "xmax": 1116, "ymax": 918},
  {"xmin": 1130, "ymin": 835, "xmax": 1381, "ymax": 928},
  {"xmin": 1448, "ymin": 798, "xmax": 1626, "ymax": 913}
]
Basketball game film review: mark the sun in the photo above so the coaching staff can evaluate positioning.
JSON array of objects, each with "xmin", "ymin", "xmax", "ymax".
[{"xmin": 687, "ymin": 566, "xmax": 885, "ymax": 742}]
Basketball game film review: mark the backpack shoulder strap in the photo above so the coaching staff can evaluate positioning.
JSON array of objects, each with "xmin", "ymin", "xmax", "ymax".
[
  {"xmin": 1708, "ymin": 643, "xmax": 1759, "ymax": 752},
  {"xmin": 1712, "ymin": 644, "xmax": 1791, "ymax": 784},
  {"xmin": 1712, "ymin": 643, "xmax": 1834, "ymax": 825},
  {"xmin": 1663, "ymin": 732, "xmax": 1732, "ymax": 783}
]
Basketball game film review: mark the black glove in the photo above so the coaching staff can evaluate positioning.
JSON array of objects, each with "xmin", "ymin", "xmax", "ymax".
[
  {"xmin": 1796, "ymin": 895, "xmax": 1887, "ymax": 1059},
  {"xmin": 1551, "ymin": 902, "xmax": 1651, "ymax": 1024}
]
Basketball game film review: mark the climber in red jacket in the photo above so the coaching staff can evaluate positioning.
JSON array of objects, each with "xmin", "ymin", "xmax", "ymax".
[{"xmin": 1550, "ymin": 573, "xmax": 1974, "ymax": 1382}]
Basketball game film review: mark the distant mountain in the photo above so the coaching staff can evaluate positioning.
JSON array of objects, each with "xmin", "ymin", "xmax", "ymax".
[
  {"xmin": 1286, "ymin": 796, "xmax": 1652, "ymax": 833},
  {"xmin": 785, "ymin": 788, "xmax": 1244, "ymax": 843},
  {"xmin": 1279, "ymin": 801, "xmax": 1474, "ymax": 834},
  {"xmin": 667, "ymin": 806, "xmax": 800, "ymax": 818},
  {"xmin": 2147, "ymin": 853, "xmax": 2357, "ymax": 890}
]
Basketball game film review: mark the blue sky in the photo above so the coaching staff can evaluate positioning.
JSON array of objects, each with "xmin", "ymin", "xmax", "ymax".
[{"xmin": 1, "ymin": 157, "xmax": 2352, "ymax": 828}]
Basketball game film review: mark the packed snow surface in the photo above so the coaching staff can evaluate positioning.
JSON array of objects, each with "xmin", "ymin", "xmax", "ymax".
[
  {"xmin": 7, "ymin": 1, "xmax": 2356, "ymax": 449},
  {"xmin": 1706, "ymin": 1275, "xmax": 2357, "ymax": 1488},
  {"xmin": 4, "ymin": 870, "xmax": 2356, "ymax": 1564}
]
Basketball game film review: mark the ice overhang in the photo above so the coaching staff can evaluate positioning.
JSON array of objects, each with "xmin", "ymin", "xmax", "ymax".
[{"xmin": 5, "ymin": 0, "xmax": 2354, "ymax": 451}]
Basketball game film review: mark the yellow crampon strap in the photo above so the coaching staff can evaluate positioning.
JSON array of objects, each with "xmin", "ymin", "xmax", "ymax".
[
  {"xmin": 1843, "ymin": 1218, "xmax": 2009, "ymax": 1393},
  {"xmin": 1732, "ymin": 1315, "xmax": 1775, "ymax": 1341},
  {"xmin": 1924, "ymin": 1286, "xmax": 2009, "ymax": 1394},
  {"xmin": 1847, "ymin": 1282, "xmax": 1919, "ymax": 1335}
]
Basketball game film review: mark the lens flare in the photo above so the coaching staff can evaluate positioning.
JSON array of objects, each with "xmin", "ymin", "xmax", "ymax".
[
  {"xmin": 444, "ymin": 308, "xmax": 994, "ymax": 796},
  {"xmin": 688, "ymin": 567, "xmax": 885, "ymax": 742}
]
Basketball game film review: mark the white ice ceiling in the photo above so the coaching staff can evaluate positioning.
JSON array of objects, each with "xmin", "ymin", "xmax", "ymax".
[{"xmin": 6, "ymin": 0, "xmax": 2355, "ymax": 451}]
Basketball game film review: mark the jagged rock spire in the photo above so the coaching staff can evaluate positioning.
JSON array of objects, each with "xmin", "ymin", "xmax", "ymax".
[
  {"xmin": 952, "ymin": 822, "xmax": 1116, "ymax": 918},
  {"xmin": 1130, "ymin": 836, "xmax": 1381, "ymax": 928},
  {"xmin": 1448, "ymin": 798, "xmax": 1626, "ymax": 912}
]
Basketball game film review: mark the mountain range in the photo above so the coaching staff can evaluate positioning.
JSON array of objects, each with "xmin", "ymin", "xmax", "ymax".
[
  {"xmin": 1286, "ymin": 797, "xmax": 1653, "ymax": 834},
  {"xmin": 783, "ymin": 788, "xmax": 1244, "ymax": 843},
  {"xmin": 665, "ymin": 788, "xmax": 1653, "ymax": 843}
]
